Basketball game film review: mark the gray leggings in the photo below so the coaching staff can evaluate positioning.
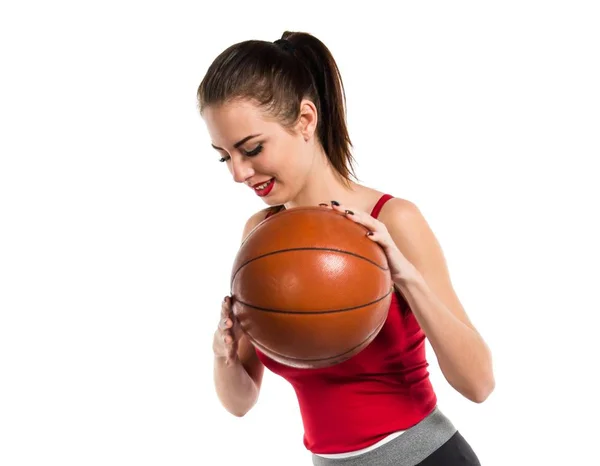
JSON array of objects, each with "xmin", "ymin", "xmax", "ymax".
[{"xmin": 311, "ymin": 407, "xmax": 480, "ymax": 466}]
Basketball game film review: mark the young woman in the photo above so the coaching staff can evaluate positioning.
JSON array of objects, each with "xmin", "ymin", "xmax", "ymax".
[{"xmin": 199, "ymin": 31, "xmax": 494, "ymax": 465}]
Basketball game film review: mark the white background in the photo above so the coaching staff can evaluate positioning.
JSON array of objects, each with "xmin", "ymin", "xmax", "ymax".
[{"xmin": 1, "ymin": 1, "xmax": 599, "ymax": 465}]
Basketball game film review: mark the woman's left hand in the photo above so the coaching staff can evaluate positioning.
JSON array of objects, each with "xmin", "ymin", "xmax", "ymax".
[{"xmin": 321, "ymin": 201, "xmax": 421, "ymax": 283}]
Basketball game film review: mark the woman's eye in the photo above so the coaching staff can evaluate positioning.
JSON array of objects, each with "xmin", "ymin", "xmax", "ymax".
[
  {"xmin": 244, "ymin": 144, "xmax": 263, "ymax": 157},
  {"xmin": 218, "ymin": 144, "xmax": 262, "ymax": 162}
]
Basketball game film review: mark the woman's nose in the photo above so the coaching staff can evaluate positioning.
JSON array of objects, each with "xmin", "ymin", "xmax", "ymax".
[{"xmin": 230, "ymin": 157, "xmax": 254, "ymax": 184}]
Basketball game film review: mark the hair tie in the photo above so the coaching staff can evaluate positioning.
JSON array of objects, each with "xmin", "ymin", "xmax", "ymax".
[{"xmin": 274, "ymin": 38, "xmax": 296, "ymax": 53}]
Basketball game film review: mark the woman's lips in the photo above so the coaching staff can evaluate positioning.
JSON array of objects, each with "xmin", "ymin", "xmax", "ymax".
[{"xmin": 253, "ymin": 178, "xmax": 275, "ymax": 197}]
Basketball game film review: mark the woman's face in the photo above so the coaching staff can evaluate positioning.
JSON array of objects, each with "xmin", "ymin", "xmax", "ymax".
[{"xmin": 202, "ymin": 99, "xmax": 317, "ymax": 206}]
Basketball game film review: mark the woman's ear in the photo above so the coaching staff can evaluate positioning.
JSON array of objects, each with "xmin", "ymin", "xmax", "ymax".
[{"xmin": 297, "ymin": 99, "xmax": 318, "ymax": 142}]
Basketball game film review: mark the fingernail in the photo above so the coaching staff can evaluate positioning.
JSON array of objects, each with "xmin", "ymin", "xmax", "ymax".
[
  {"xmin": 345, "ymin": 209, "xmax": 354, "ymax": 215},
  {"xmin": 367, "ymin": 231, "xmax": 374, "ymax": 236},
  {"xmin": 331, "ymin": 200, "xmax": 340, "ymax": 206},
  {"xmin": 318, "ymin": 203, "xmax": 328, "ymax": 207}
]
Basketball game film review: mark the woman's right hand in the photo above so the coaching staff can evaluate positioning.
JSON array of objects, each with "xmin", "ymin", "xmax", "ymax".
[{"xmin": 213, "ymin": 296, "xmax": 243, "ymax": 365}]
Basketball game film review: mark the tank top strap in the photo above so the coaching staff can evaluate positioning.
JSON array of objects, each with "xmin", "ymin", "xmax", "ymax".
[
  {"xmin": 264, "ymin": 205, "xmax": 285, "ymax": 219},
  {"xmin": 370, "ymin": 194, "xmax": 394, "ymax": 219}
]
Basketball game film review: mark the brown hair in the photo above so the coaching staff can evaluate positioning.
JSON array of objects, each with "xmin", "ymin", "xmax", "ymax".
[{"xmin": 197, "ymin": 31, "xmax": 358, "ymax": 201}]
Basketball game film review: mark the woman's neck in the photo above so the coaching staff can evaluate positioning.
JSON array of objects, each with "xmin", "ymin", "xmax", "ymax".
[{"xmin": 284, "ymin": 157, "xmax": 359, "ymax": 209}]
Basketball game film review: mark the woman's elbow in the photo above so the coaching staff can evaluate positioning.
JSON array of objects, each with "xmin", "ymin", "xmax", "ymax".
[{"xmin": 469, "ymin": 374, "xmax": 495, "ymax": 403}]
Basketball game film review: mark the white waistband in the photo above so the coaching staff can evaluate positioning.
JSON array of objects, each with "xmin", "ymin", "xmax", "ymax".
[{"xmin": 315, "ymin": 430, "xmax": 406, "ymax": 459}]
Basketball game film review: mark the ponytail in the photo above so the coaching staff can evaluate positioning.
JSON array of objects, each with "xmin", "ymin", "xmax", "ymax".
[{"xmin": 198, "ymin": 31, "xmax": 358, "ymax": 186}]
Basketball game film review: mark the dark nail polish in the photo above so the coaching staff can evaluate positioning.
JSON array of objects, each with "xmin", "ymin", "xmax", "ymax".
[
  {"xmin": 331, "ymin": 200, "xmax": 340, "ymax": 206},
  {"xmin": 345, "ymin": 210, "xmax": 354, "ymax": 215},
  {"xmin": 367, "ymin": 231, "xmax": 374, "ymax": 236},
  {"xmin": 319, "ymin": 203, "xmax": 328, "ymax": 207}
]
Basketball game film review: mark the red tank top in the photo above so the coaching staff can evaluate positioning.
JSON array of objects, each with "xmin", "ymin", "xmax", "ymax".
[{"xmin": 255, "ymin": 194, "xmax": 437, "ymax": 454}]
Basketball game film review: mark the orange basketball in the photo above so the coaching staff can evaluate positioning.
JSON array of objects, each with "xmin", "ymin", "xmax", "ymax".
[{"xmin": 230, "ymin": 206, "xmax": 393, "ymax": 369}]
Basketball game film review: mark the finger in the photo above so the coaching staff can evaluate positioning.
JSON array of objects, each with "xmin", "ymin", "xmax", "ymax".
[
  {"xmin": 363, "ymin": 223, "xmax": 397, "ymax": 250},
  {"xmin": 231, "ymin": 316, "xmax": 244, "ymax": 341},
  {"xmin": 218, "ymin": 317, "xmax": 232, "ymax": 330},
  {"xmin": 329, "ymin": 200, "xmax": 355, "ymax": 216},
  {"xmin": 329, "ymin": 201, "xmax": 382, "ymax": 230},
  {"xmin": 223, "ymin": 330, "xmax": 233, "ymax": 345},
  {"xmin": 226, "ymin": 339, "xmax": 238, "ymax": 364},
  {"xmin": 328, "ymin": 201, "xmax": 365, "ymax": 224},
  {"xmin": 348, "ymin": 210, "xmax": 383, "ymax": 231},
  {"xmin": 329, "ymin": 201, "xmax": 398, "ymax": 250},
  {"xmin": 221, "ymin": 296, "xmax": 234, "ymax": 318},
  {"xmin": 227, "ymin": 341, "xmax": 237, "ymax": 358},
  {"xmin": 365, "ymin": 230, "xmax": 384, "ymax": 242}
]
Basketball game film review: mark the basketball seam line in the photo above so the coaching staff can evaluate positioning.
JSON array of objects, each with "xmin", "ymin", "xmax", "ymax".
[
  {"xmin": 231, "ymin": 247, "xmax": 390, "ymax": 287},
  {"xmin": 234, "ymin": 287, "xmax": 393, "ymax": 315},
  {"xmin": 248, "ymin": 310, "xmax": 388, "ymax": 362}
]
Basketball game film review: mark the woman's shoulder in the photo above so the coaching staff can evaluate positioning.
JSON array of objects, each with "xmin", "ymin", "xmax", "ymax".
[
  {"xmin": 240, "ymin": 207, "xmax": 274, "ymax": 243},
  {"xmin": 358, "ymin": 186, "xmax": 417, "ymax": 218},
  {"xmin": 368, "ymin": 192, "xmax": 433, "ymax": 254},
  {"xmin": 377, "ymin": 196, "xmax": 424, "ymax": 230}
]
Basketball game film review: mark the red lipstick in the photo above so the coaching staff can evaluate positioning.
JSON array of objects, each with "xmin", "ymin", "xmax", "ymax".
[{"xmin": 253, "ymin": 178, "xmax": 275, "ymax": 197}]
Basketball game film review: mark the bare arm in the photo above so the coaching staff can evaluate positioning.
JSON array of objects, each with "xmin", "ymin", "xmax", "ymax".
[
  {"xmin": 381, "ymin": 199, "xmax": 495, "ymax": 403},
  {"xmin": 212, "ymin": 209, "xmax": 269, "ymax": 417}
]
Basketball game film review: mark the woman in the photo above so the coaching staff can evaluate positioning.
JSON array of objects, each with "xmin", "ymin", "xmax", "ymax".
[{"xmin": 199, "ymin": 31, "xmax": 494, "ymax": 465}]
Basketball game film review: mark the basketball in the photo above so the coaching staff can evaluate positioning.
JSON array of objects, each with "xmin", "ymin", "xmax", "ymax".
[{"xmin": 230, "ymin": 206, "xmax": 393, "ymax": 369}]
